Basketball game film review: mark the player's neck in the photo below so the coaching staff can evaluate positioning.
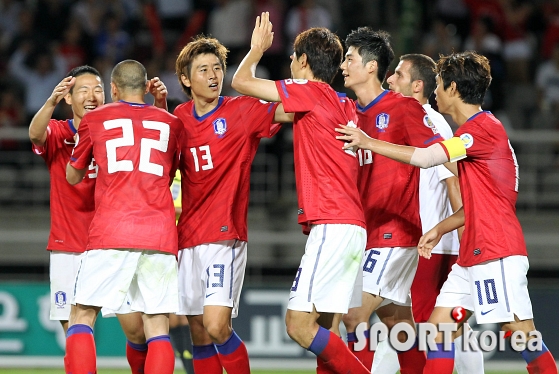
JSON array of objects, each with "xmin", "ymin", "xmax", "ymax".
[
  {"xmin": 451, "ymin": 103, "xmax": 483, "ymax": 126},
  {"xmin": 355, "ymin": 82, "xmax": 384, "ymax": 108},
  {"xmin": 192, "ymin": 95, "xmax": 220, "ymax": 117},
  {"xmin": 116, "ymin": 94, "xmax": 146, "ymax": 105}
]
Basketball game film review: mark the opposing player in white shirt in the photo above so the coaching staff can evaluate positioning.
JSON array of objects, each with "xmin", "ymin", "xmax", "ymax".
[{"xmin": 369, "ymin": 53, "xmax": 484, "ymax": 374}]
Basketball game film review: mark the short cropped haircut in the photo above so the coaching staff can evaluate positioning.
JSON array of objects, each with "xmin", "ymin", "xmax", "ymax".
[
  {"xmin": 111, "ymin": 60, "xmax": 147, "ymax": 93},
  {"xmin": 345, "ymin": 27, "xmax": 394, "ymax": 83},
  {"xmin": 293, "ymin": 27, "xmax": 343, "ymax": 84},
  {"xmin": 436, "ymin": 51, "xmax": 492, "ymax": 106},
  {"xmin": 175, "ymin": 35, "xmax": 228, "ymax": 98},
  {"xmin": 66, "ymin": 65, "xmax": 102, "ymax": 94},
  {"xmin": 400, "ymin": 54, "xmax": 437, "ymax": 99}
]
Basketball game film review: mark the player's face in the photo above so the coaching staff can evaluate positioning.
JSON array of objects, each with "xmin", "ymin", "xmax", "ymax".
[
  {"xmin": 289, "ymin": 52, "xmax": 305, "ymax": 79},
  {"xmin": 386, "ymin": 60, "xmax": 414, "ymax": 96},
  {"xmin": 66, "ymin": 74, "xmax": 105, "ymax": 120},
  {"xmin": 434, "ymin": 75, "xmax": 450, "ymax": 114},
  {"xmin": 340, "ymin": 46, "xmax": 369, "ymax": 90},
  {"xmin": 181, "ymin": 53, "xmax": 224, "ymax": 101}
]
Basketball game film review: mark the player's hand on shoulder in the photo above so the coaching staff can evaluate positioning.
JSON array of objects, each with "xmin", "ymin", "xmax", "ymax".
[
  {"xmin": 417, "ymin": 228, "xmax": 442, "ymax": 259},
  {"xmin": 335, "ymin": 124, "xmax": 371, "ymax": 151},
  {"xmin": 48, "ymin": 76, "xmax": 75, "ymax": 107},
  {"xmin": 251, "ymin": 12, "xmax": 274, "ymax": 53}
]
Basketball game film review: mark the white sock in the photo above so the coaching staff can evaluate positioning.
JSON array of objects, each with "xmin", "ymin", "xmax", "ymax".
[
  {"xmin": 454, "ymin": 325, "xmax": 485, "ymax": 374},
  {"xmin": 371, "ymin": 338, "xmax": 400, "ymax": 374}
]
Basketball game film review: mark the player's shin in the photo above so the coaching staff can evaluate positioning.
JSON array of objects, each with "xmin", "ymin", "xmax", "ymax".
[
  {"xmin": 347, "ymin": 329, "xmax": 375, "ymax": 369},
  {"xmin": 126, "ymin": 340, "xmax": 148, "ymax": 374},
  {"xmin": 215, "ymin": 330, "xmax": 250, "ymax": 374},
  {"xmin": 66, "ymin": 324, "xmax": 97, "ymax": 374},
  {"xmin": 522, "ymin": 341, "xmax": 558, "ymax": 374},
  {"xmin": 144, "ymin": 335, "xmax": 175, "ymax": 374},
  {"xmin": 423, "ymin": 343, "xmax": 454, "ymax": 374},
  {"xmin": 192, "ymin": 343, "xmax": 222, "ymax": 374}
]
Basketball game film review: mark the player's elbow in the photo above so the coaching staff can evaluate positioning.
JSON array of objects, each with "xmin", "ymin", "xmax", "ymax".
[
  {"xmin": 28, "ymin": 128, "xmax": 45, "ymax": 146},
  {"xmin": 231, "ymin": 72, "xmax": 251, "ymax": 95},
  {"xmin": 66, "ymin": 165, "xmax": 82, "ymax": 185}
]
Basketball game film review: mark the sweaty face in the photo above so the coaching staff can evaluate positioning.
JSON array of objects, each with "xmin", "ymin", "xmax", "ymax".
[
  {"xmin": 67, "ymin": 74, "xmax": 104, "ymax": 120},
  {"xmin": 182, "ymin": 53, "xmax": 224, "ymax": 101},
  {"xmin": 386, "ymin": 60, "xmax": 414, "ymax": 96},
  {"xmin": 340, "ymin": 46, "xmax": 369, "ymax": 90}
]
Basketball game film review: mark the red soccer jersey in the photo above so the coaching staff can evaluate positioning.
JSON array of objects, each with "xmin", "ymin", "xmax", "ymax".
[
  {"xmin": 70, "ymin": 101, "xmax": 183, "ymax": 254},
  {"xmin": 276, "ymin": 79, "xmax": 365, "ymax": 231},
  {"xmin": 32, "ymin": 119, "xmax": 96, "ymax": 253},
  {"xmin": 444, "ymin": 111, "xmax": 527, "ymax": 266},
  {"xmin": 174, "ymin": 96, "xmax": 279, "ymax": 248},
  {"xmin": 357, "ymin": 90, "xmax": 442, "ymax": 248}
]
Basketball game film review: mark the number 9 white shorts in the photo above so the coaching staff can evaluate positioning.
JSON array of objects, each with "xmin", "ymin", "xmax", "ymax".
[
  {"xmin": 435, "ymin": 255, "xmax": 533, "ymax": 324},
  {"xmin": 73, "ymin": 249, "xmax": 179, "ymax": 315},
  {"xmin": 177, "ymin": 240, "xmax": 247, "ymax": 318},
  {"xmin": 288, "ymin": 224, "xmax": 366, "ymax": 314}
]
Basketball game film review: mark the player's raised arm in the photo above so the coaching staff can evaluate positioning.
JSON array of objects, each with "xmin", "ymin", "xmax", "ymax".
[
  {"xmin": 335, "ymin": 125, "xmax": 451, "ymax": 168},
  {"xmin": 232, "ymin": 12, "xmax": 282, "ymax": 103},
  {"xmin": 29, "ymin": 76, "xmax": 76, "ymax": 146},
  {"xmin": 149, "ymin": 76, "xmax": 168, "ymax": 111},
  {"xmin": 418, "ymin": 207, "xmax": 465, "ymax": 259}
]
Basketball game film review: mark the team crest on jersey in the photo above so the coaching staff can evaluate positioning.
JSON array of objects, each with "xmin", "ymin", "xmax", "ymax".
[
  {"xmin": 54, "ymin": 291, "xmax": 67, "ymax": 307},
  {"xmin": 376, "ymin": 113, "xmax": 390, "ymax": 132},
  {"xmin": 213, "ymin": 118, "xmax": 227, "ymax": 137},
  {"xmin": 460, "ymin": 133, "xmax": 474, "ymax": 149},
  {"xmin": 423, "ymin": 115, "xmax": 439, "ymax": 134}
]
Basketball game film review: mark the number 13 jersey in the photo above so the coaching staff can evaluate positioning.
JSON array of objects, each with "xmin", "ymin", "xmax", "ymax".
[
  {"xmin": 174, "ymin": 96, "xmax": 280, "ymax": 249},
  {"xmin": 70, "ymin": 101, "xmax": 184, "ymax": 254}
]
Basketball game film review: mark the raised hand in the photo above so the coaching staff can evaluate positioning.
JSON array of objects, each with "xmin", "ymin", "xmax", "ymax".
[
  {"xmin": 149, "ymin": 77, "xmax": 168, "ymax": 110},
  {"xmin": 251, "ymin": 12, "xmax": 274, "ymax": 54},
  {"xmin": 48, "ymin": 76, "xmax": 76, "ymax": 107}
]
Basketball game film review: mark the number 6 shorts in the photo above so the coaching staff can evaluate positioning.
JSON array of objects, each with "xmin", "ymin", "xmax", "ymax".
[
  {"xmin": 177, "ymin": 239, "xmax": 247, "ymax": 318},
  {"xmin": 435, "ymin": 255, "xmax": 533, "ymax": 324}
]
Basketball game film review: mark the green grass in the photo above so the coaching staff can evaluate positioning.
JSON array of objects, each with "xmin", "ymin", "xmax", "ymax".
[{"xmin": 0, "ymin": 370, "xmax": 527, "ymax": 374}]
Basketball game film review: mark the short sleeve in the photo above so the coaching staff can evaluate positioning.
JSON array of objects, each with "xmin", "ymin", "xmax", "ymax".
[
  {"xmin": 454, "ymin": 119, "xmax": 493, "ymax": 160},
  {"xmin": 70, "ymin": 118, "xmax": 93, "ymax": 170},
  {"xmin": 404, "ymin": 100, "xmax": 443, "ymax": 147},
  {"xmin": 275, "ymin": 79, "xmax": 317, "ymax": 113},
  {"xmin": 237, "ymin": 97, "xmax": 280, "ymax": 139}
]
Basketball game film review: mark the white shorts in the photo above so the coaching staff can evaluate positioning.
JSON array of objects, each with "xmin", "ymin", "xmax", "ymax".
[
  {"xmin": 351, "ymin": 247, "xmax": 417, "ymax": 307},
  {"xmin": 435, "ymin": 256, "xmax": 533, "ymax": 324},
  {"xmin": 50, "ymin": 251, "xmax": 83, "ymax": 320},
  {"xmin": 288, "ymin": 224, "xmax": 366, "ymax": 314},
  {"xmin": 177, "ymin": 240, "xmax": 247, "ymax": 318},
  {"xmin": 73, "ymin": 249, "xmax": 179, "ymax": 315}
]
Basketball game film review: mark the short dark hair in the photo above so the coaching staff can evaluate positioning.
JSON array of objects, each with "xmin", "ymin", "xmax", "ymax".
[
  {"xmin": 111, "ymin": 60, "xmax": 147, "ymax": 92},
  {"xmin": 345, "ymin": 27, "xmax": 394, "ymax": 83},
  {"xmin": 293, "ymin": 27, "xmax": 343, "ymax": 84},
  {"xmin": 436, "ymin": 51, "xmax": 492, "ymax": 105},
  {"xmin": 400, "ymin": 54, "xmax": 437, "ymax": 99},
  {"xmin": 175, "ymin": 35, "xmax": 228, "ymax": 98},
  {"xmin": 66, "ymin": 65, "xmax": 102, "ymax": 94}
]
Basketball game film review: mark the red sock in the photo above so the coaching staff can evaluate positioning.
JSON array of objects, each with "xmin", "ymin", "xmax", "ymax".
[
  {"xmin": 145, "ymin": 335, "xmax": 175, "ymax": 374},
  {"xmin": 423, "ymin": 343, "xmax": 454, "ymax": 374},
  {"xmin": 64, "ymin": 355, "xmax": 69, "ymax": 373},
  {"xmin": 347, "ymin": 331, "xmax": 374, "ymax": 370},
  {"xmin": 317, "ymin": 356, "xmax": 336, "ymax": 373},
  {"xmin": 523, "ymin": 343, "xmax": 558, "ymax": 374},
  {"xmin": 126, "ymin": 340, "xmax": 148, "ymax": 374},
  {"xmin": 66, "ymin": 324, "xmax": 96, "ymax": 374},
  {"xmin": 308, "ymin": 327, "xmax": 370, "ymax": 374},
  {"xmin": 397, "ymin": 342, "xmax": 426, "ymax": 374},
  {"xmin": 193, "ymin": 344, "xmax": 222, "ymax": 374},
  {"xmin": 215, "ymin": 331, "xmax": 250, "ymax": 374}
]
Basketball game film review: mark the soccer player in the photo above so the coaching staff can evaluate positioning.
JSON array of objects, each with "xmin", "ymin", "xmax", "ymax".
[
  {"xmin": 336, "ymin": 51, "xmax": 558, "ymax": 374},
  {"xmin": 173, "ymin": 34, "xmax": 292, "ymax": 374},
  {"xmin": 65, "ymin": 60, "xmax": 183, "ymax": 374},
  {"xmin": 370, "ymin": 53, "xmax": 484, "ymax": 374},
  {"xmin": 232, "ymin": 13, "xmax": 369, "ymax": 374},
  {"xmin": 338, "ymin": 28, "xmax": 441, "ymax": 373}
]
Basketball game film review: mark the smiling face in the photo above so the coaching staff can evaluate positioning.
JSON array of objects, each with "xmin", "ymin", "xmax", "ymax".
[
  {"xmin": 340, "ymin": 46, "xmax": 371, "ymax": 91},
  {"xmin": 386, "ymin": 59, "xmax": 414, "ymax": 97},
  {"xmin": 65, "ymin": 73, "xmax": 104, "ymax": 121},
  {"xmin": 181, "ymin": 53, "xmax": 224, "ymax": 102}
]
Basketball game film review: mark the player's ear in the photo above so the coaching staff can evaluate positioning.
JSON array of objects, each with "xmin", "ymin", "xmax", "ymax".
[
  {"xmin": 413, "ymin": 80, "xmax": 423, "ymax": 94},
  {"xmin": 180, "ymin": 74, "xmax": 191, "ymax": 88},
  {"xmin": 298, "ymin": 53, "xmax": 308, "ymax": 68},
  {"xmin": 64, "ymin": 92, "xmax": 72, "ymax": 105},
  {"xmin": 448, "ymin": 81, "xmax": 458, "ymax": 96},
  {"xmin": 366, "ymin": 60, "xmax": 377, "ymax": 74}
]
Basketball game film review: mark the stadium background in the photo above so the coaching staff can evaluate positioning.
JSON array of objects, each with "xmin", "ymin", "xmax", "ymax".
[{"xmin": 0, "ymin": 0, "xmax": 558, "ymax": 372}]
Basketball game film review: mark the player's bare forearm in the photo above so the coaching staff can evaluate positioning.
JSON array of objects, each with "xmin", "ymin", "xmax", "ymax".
[
  {"xmin": 232, "ymin": 12, "xmax": 281, "ymax": 103},
  {"xmin": 30, "ymin": 77, "xmax": 75, "ymax": 146},
  {"xmin": 273, "ymin": 104, "xmax": 294, "ymax": 123},
  {"xmin": 444, "ymin": 161, "xmax": 458, "ymax": 176},
  {"xmin": 66, "ymin": 163, "xmax": 86, "ymax": 185},
  {"xmin": 445, "ymin": 176, "xmax": 465, "ymax": 240}
]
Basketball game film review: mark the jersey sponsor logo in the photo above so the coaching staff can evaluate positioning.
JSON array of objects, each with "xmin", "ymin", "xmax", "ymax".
[
  {"xmin": 383, "ymin": 233, "xmax": 392, "ymax": 239},
  {"xmin": 63, "ymin": 139, "xmax": 75, "ymax": 145},
  {"xmin": 423, "ymin": 115, "xmax": 439, "ymax": 134},
  {"xmin": 220, "ymin": 225, "xmax": 228, "ymax": 232},
  {"xmin": 297, "ymin": 208, "xmax": 304, "ymax": 215},
  {"xmin": 460, "ymin": 133, "xmax": 474, "ymax": 149},
  {"xmin": 259, "ymin": 99, "xmax": 269, "ymax": 104},
  {"xmin": 481, "ymin": 308, "xmax": 495, "ymax": 316},
  {"xmin": 473, "ymin": 248, "xmax": 481, "ymax": 256},
  {"xmin": 213, "ymin": 118, "xmax": 227, "ymax": 137},
  {"xmin": 205, "ymin": 292, "xmax": 217, "ymax": 298},
  {"xmin": 54, "ymin": 291, "xmax": 67, "ymax": 307},
  {"xmin": 376, "ymin": 113, "xmax": 389, "ymax": 132}
]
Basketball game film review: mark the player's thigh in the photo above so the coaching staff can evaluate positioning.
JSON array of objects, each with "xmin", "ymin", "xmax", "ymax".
[
  {"xmin": 49, "ymin": 251, "xmax": 83, "ymax": 321},
  {"xmin": 73, "ymin": 249, "xmax": 141, "ymax": 311},
  {"xmin": 288, "ymin": 224, "xmax": 366, "ymax": 314},
  {"xmin": 434, "ymin": 262, "xmax": 475, "ymax": 313},
  {"xmin": 362, "ymin": 246, "xmax": 418, "ymax": 306}
]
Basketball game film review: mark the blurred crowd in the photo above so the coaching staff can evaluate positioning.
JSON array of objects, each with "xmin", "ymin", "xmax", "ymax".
[{"xmin": 1, "ymin": 0, "xmax": 559, "ymax": 151}]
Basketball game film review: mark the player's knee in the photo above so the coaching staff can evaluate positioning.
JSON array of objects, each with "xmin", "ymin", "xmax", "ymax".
[
  {"xmin": 205, "ymin": 321, "xmax": 232, "ymax": 344},
  {"xmin": 342, "ymin": 309, "xmax": 362, "ymax": 331},
  {"xmin": 124, "ymin": 328, "xmax": 146, "ymax": 344}
]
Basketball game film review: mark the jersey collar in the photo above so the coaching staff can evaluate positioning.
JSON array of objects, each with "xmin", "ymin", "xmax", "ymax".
[
  {"xmin": 193, "ymin": 96, "xmax": 224, "ymax": 121},
  {"xmin": 356, "ymin": 90, "xmax": 389, "ymax": 113},
  {"xmin": 67, "ymin": 119, "xmax": 77, "ymax": 134},
  {"xmin": 467, "ymin": 110, "xmax": 491, "ymax": 122},
  {"xmin": 119, "ymin": 100, "xmax": 148, "ymax": 107}
]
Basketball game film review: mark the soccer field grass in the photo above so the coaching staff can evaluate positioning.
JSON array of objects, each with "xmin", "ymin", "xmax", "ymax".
[{"xmin": 0, "ymin": 370, "xmax": 527, "ymax": 374}]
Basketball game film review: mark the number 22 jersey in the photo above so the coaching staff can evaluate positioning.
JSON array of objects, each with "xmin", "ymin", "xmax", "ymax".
[{"xmin": 174, "ymin": 96, "xmax": 279, "ymax": 249}]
